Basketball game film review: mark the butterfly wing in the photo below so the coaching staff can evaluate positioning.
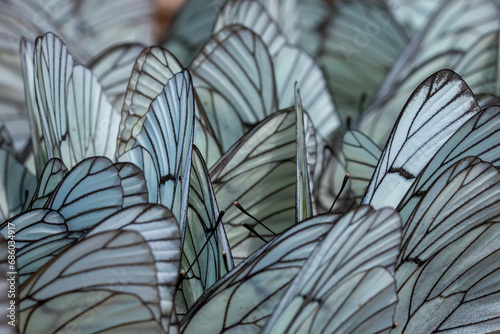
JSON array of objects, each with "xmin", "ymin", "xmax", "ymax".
[{"xmin": 362, "ymin": 70, "xmax": 480, "ymax": 209}]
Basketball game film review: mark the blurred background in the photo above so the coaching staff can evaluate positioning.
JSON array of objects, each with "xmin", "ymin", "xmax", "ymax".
[{"xmin": 156, "ymin": 0, "xmax": 186, "ymax": 37}]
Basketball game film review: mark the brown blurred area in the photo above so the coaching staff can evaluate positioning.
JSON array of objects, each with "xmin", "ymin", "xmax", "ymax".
[{"xmin": 155, "ymin": 0, "xmax": 187, "ymax": 38}]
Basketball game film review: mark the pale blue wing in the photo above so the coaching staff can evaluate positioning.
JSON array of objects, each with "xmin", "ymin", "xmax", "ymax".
[
  {"xmin": 21, "ymin": 38, "xmax": 47, "ymax": 174},
  {"xmin": 19, "ymin": 230, "xmax": 165, "ymax": 334},
  {"xmin": 117, "ymin": 47, "xmax": 183, "ymax": 155},
  {"xmin": 213, "ymin": 0, "xmax": 288, "ymax": 57},
  {"xmin": 263, "ymin": 206, "xmax": 401, "ymax": 334},
  {"xmin": 32, "ymin": 33, "xmax": 74, "ymax": 162},
  {"xmin": 0, "ymin": 148, "xmax": 36, "ymax": 221},
  {"xmin": 177, "ymin": 147, "xmax": 234, "ymax": 318},
  {"xmin": 64, "ymin": 64, "xmax": 120, "ymax": 167},
  {"xmin": 317, "ymin": 147, "xmax": 356, "ymax": 214},
  {"xmin": 45, "ymin": 157, "xmax": 124, "ymax": 230},
  {"xmin": 259, "ymin": 0, "xmax": 299, "ymax": 43},
  {"xmin": 85, "ymin": 204, "xmax": 181, "ymax": 331},
  {"xmin": 24, "ymin": 0, "xmax": 155, "ymax": 59},
  {"xmin": 358, "ymin": 0, "xmax": 500, "ymax": 145},
  {"xmin": 213, "ymin": 1, "xmax": 339, "ymax": 141},
  {"xmin": 118, "ymin": 146, "xmax": 160, "ymax": 204},
  {"xmin": 30, "ymin": 34, "xmax": 120, "ymax": 169},
  {"xmin": 88, "ymin": 43, "xmax": 144, "ymax": 112},
  {"xmin": 316, "ymin": 0, "xmax": 409, "ymax": 124},
  {"xmin": 209, "ymin": 110, "xmax": 297, "ymax": 263},
  {"xmin": 362, "ymin": 70, "xmax": 480, "ymax": 209},
  {"xmin": 295, "ymin": 89, "xmax": 313, "ymax": 222},
  {"xmin": 16, "ymin": 231, "xmax": 82, "ymax": 285},
  {"xmin": 398, "ymin": 105, "xmax": 500, "ymax": 221},
  {"xmin": 181, "ymin": 213, "xmax": 340, "ymax": 333},
  {"xmin": 394, "ymin": 159, "xmax": 500, "ymax": 333},
  {"xmin": 0, "ymin": 209, "xmax": 67, "ymax": 250},
  {"xmin": 191, "ymin": 25, "xmax": 277, "ymax": 151},
  {"xmin": 114, "ymin": 162, "xmax": 149, "ymax": 207},
  {"xmin": 342, "ymin": 130, "xmax": 382, "ymax": 203},
  {"xmin": 131, "ymin": 70, "xmax": 195, "ymax": 234}
]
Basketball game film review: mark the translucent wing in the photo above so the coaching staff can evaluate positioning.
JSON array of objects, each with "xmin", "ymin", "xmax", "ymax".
[
  {"xmin": 0, "ymin": 1, "xmax": 60, "ymax": 151},
  {"xmin": 398, "ymin": 105, "xmax": 500, "ymax": 221},
  {"xmin": 191, "ymin": 25, "xmax": 277, "ymax": 151},
  {"xmin": 118, "ymin": 146, "xmax": 159, "ymax": 203},
  {"xmin": 181, "ymin": 213, "xmax": 340, "ymax": 333},
  {"xmin": 209, "ymin": 110, "xmax": 297, "ymax": 263},
  {"xmin": 259, "ymin": 0, "xmax": 299, "ymax": 43},
  {"xmin": 86, "ymin": 204, "xmax": 181, "ymax": 331},
  {"xmin": 114, "ymin": 162, "xmax": 149, "ymax": 207},
  {"xmin": 0, "ymin": 120, "xmax": 14, "ymax": 153},
  {"xmin": 176, "ymin": 147, "xmax": 233, "ymax": 317},
  {"xmin": 19, "ymin": 230, "xmax": 165, "ymax": 334},
  {"xmin": 316, "ymin": 0, "xmax": 409, "ymax": 124},
  {"xmin": 29, "ymin": 158, "xmax": 67, "ymax": 209},
  {"xmin": 295, "ymin": 89, "xmax": 313, "ymax": 222},
  {"xmin": 88, "ymin": 43, "xmax": 145, "ymax": 112},
  {"xmin": 64, "ymin": 65, "xmax": 120, "ymax": 166},
  {"xmin": 0, "ymin": 209, "xmax": 68, "ymax": 250},
  {"xmin": 263, "ymin": 206, "xmax": 401, "ymax": 333},
  {"xmin": 394, "ymin": 159, "xmax": 500, "ymax": 333},
  {"xmin": 127, "ymin": 70, "xmax": 195, "ymax": 234},
  {"xmin": 0, "ymin": 209, "xmax": 80, "ymax": 285},
  {"xmin": 0, "ymin": 149, "xmax": 36, "ymax": 221},
  {"xmin": 362, "ymin": 70, "xmax": 480, "ymax": 209},
  {"xmin": 29, "ymin": 33, "xmax": 120, "ymax": 169},
  {"xmin": 118, "ymin": 47, "xmax": 183, "ymax": 155},
  {"xmin": 358, "ymin": 0, "xmax": 500, "ymax": 145},
  {"xmin": 342, "ymin": 130, "xmax": 382, "ymax": 203},
  {"xmin": 16, "ymin": 231, "xmax": 82, "ymax": 285},
  {"xmin": 213, "ymin": 1, "xmax": 339, "ymax": 141},
  {"xmin": 45, "ymin": 157, "xmax": 124, "ymax": 230}
]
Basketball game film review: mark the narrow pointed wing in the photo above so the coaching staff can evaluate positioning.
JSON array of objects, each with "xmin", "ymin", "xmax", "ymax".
[
  {"xmin": 295, "ymin": 89, "xmax": 313, "ymax": 222},
  {"xmin": 176, "ymin": 147, "xmax": 234, "ymax": 318}
]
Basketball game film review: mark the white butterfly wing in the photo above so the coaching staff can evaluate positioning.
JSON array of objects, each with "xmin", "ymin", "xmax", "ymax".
[
  {"xmin": 129, "ymin": 70, "xmax": 195, "ymax": 235},
  {"xmin": 181, "ymin": 213, "xmax": 340, "ymax": 333},
  {"xmin": 176, "ymin": 147, "xmax": 233, "ymax": 317},
  {"xmin": 394, "ymin": 159, "xmax": 500, "ymax": 332},
  {"xmin": 263, "ymin": 206, "xmax": 401, "ymax": 333},
  {"xmin": 86, "ymin": 204, "xmax": 181, "ymax": 331},
  {"xmin": 362, "ymin": 70, "xmax": 480, "ymax": 209}
]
